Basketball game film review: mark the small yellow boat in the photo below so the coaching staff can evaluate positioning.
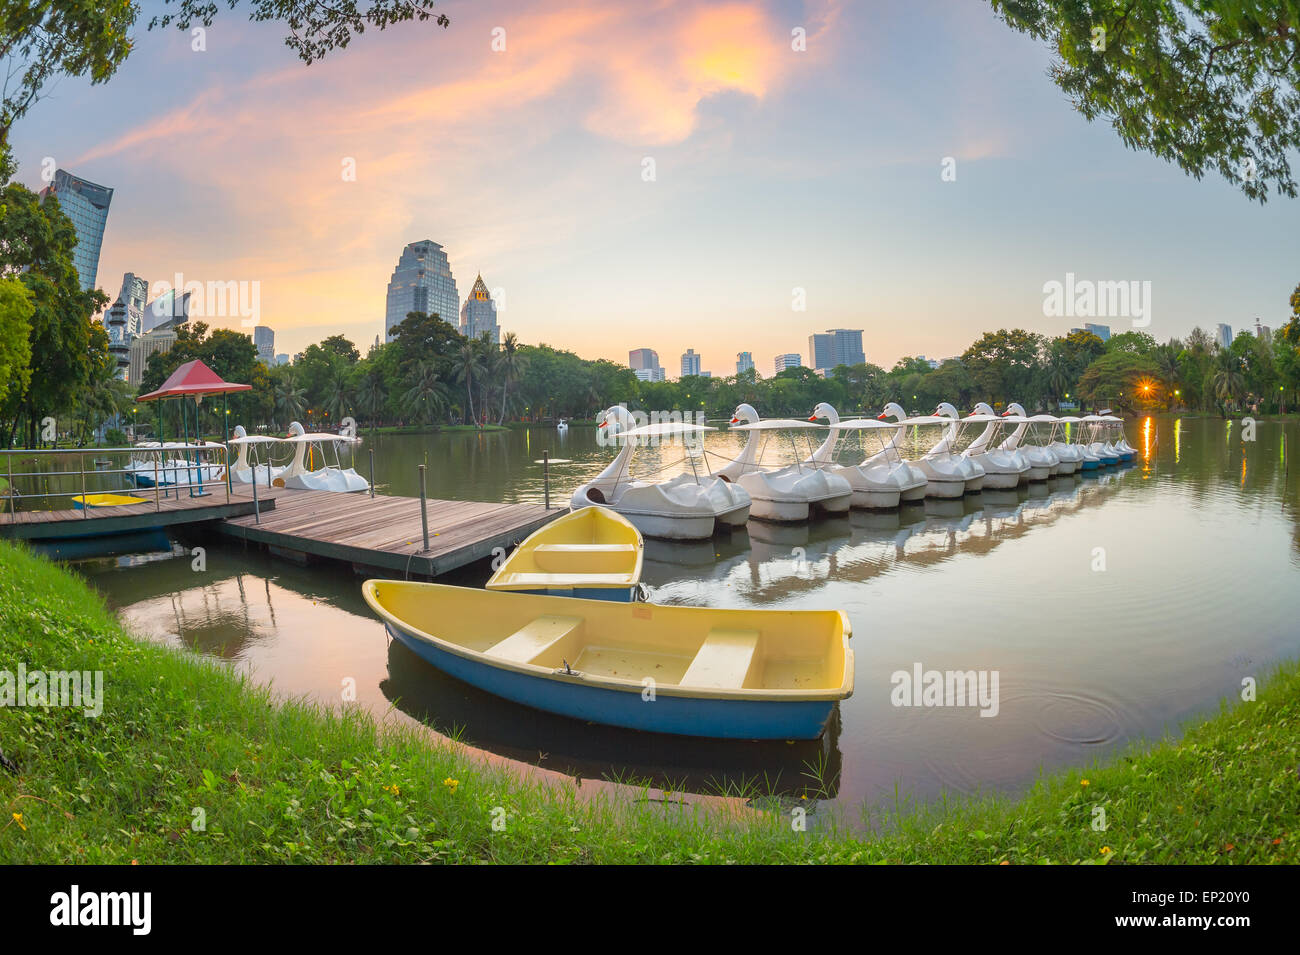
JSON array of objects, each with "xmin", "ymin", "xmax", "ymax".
[
  {"xmin": 72, "ymin": 493, "xmax": 150, "ymax": 509},
  {"xmin": 362, "ymin": 581, "xmax": 853, "ymax": 739},
  {"xmin": 487, "ymin": 506, "xmax": 644, "ymax": 601}
]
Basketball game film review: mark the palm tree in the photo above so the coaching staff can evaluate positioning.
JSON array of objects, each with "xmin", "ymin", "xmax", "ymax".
[
  {"xmin": 402, "ymin": 360, "xmax": 448, "ymax": 425},
  {"xmin": 496, "ymin": 332, "xmax": 525, "ymax": 424},
  {"xmin": 1045, "ymin": 354, "xmax": 1072, "ymax": 409},
  {"xmin": 1211, "ymin": 350, "xmax": 1245, "ymax": 413},
  {"xmin": 274, "ymin": 372, "xmax": 307, "ymax": 427},
  {"xmin": 1153, "ymin": 343, "xmax": 1181, "ymax": 407},
  {"xmin": 358, "ymin": 368, "xmax": 387, "ymax": 433},
  {"xmin": 452, "ymin": 337, "xmax": 483, "ymax": 426},
  {"xmin": 324, "ymin": 368, "xmax": 355, "ymax": 423}
]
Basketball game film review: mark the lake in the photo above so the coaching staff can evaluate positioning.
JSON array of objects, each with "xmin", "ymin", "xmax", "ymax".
[{"xmin": 66, "ymin": 416, "xmax": 1300, "ymax": 820}]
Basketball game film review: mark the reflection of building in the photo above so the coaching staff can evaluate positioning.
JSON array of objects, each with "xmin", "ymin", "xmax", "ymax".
[
  {"xmin": 774, "ymin": 353, "xmax": 801, "ymax": 374},
  {"xmin": 735, "ymin": 351, "xmax": 754, "ymax": 374},
  {"xmin": 1083, "ymin": 322, "xmax": 1111, "ymax": 342},
  {"xmin": 629, "ymin": 348, "xmax": 664, "ymax": 381},
  {"xmin": 680, "ymin": 348, "xmax": 701, "ymax": 377},
  {"xmin": 809, "ymin": 328, "xmax": 865, "ymax": 372},
  {"xmin": 385, "ymin": 240, "xmax": 459, "ymax": 342},
  {"xmin": 128, "ymin": 329, "xmax": 177, "ymax": 386},
  {"xmin": 40, "ymin": 169, "xmax": 113, "ymax": 291},
  {"xmin": 254, "ymin": 325, "xmax": 275, "ymax": 364},
  {"xmin": 105, "ymin": 272, "xmax": 148, "ymax": 379},
  {"xmin": 459, "ymin": 274, "xmax": 499, "ymax": 344}
]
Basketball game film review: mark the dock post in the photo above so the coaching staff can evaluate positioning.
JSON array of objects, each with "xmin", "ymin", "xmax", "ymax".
[
  {"xmin": 418, "ymin": 464, "xmax": 429, "ymax": 550},
  {"xmin": 250, "ymin": 467, "xmax": 260, "ymax": 524},
  {"xmin": 80, "ymin": 451, "xmax": 88, "ymax": 519},
  {"xmin": 369, "ymin": 448, "xmax": 375, "ymax": 499},
  {"xmin": 543, "ymin": 450, "xmax": 550, "ymax": 509}
]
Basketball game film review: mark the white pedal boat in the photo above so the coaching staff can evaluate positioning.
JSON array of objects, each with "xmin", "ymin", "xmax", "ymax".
[
  {"xmin": 999, "ymin": 403, "xmax": 1061, "ymax": 479},
  {"xmin": 868, "ymin": 403, "xmax": 930, "ymax": 501},
  {"xmin": 957, "ymin": 403, "xmax": 1030, "ymax": 489},
  {"xmin": 278, "ymin": 421, "xmax": 369, "ymax": 492},
  {"xmin": 806, "ymin": 402, "xmax": 924, "ymax": 508}
]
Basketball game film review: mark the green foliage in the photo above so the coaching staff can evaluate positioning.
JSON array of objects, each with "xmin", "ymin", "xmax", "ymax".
[
  {"xmin": 0, "ymin": 278, "xmax": 33, "ymax": 406},
  {"xmin": 1075, "ymin": 351, "xmax": 1160, "ymax": 409},
  {"xmin": 992, "ymin": 1, "xmax": 1300, "ymax": 202}
]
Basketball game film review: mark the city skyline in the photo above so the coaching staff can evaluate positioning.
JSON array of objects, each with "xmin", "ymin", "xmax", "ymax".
[{"xmin": 13, "ymin": 1, "xmax": 1298, "ymax": 373}]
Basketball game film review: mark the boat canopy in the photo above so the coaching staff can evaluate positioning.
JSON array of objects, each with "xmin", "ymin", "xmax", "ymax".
[
  {"xmin": 730, "ymin": 418, "xmax": 825, "ymax": 431},
  {"xmin": 616, "ymin": 421, "xmax": 716, "ymax": 439},
  {"xmin": 226, "ymin": 434, "xmax": 282, "ymax": 445},
  {"xmin": 284, "ymin": 431, "xmax": 362, "ymax": 444},
  {"xmin": 824, "ymin": 418, "xmax": 900, "ymax": 431}
]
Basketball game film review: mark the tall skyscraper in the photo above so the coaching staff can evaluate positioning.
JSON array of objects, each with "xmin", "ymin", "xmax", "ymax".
[
  {"xmin": 254, "ymin": 325, "xmax": 275, "ymax": 364},
  {"xmin": 384, "ymin": 240, "xmax": 460, "ymax": 342},
  {"xmin": 1254, "ymin": 320, "xmax": 1271, "ymax": 342},
  {"xmin": 808, "ymin": 333, "xmax": 833, "ymax": 372},
  {"xmin": 774, "ymin": 353, "xmax": 802, "ymax": 374},
  {"xmin": 736, "ymin": 351, "xmax": 754, "ymax": 374},
  {"xmin": 680, "ymin": 348, "xmax": 701, "ymax": 377},
  {"xmin": 459, "ymin": 274, "xmax": 499, "ymax": 344},
  {"xmin": 827, "ymin": 328, "xmax": 865, "ymax": 368},
  {"xmin": 1084, "ymin": 322, "xmax": 1111, "ymax": 342},
  {"xmin": 40, "ymin": 169, "xmax": 113, "ymax": 291},
  {"xmin": 629, "ymin": 348, "xmax": 665, "ymax": 382},
  {"xmin": 105, "ymin": 272, "xmax": 148, "ymax": 379},
  {"xmin": 1216, "ymin": 323, "xmax": 1233, "ymax": 348}
]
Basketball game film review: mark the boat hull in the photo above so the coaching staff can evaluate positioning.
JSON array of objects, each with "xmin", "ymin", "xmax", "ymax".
[{"xmin": 384, "ymin": 620, "xmax": 837, "ymax": 739}]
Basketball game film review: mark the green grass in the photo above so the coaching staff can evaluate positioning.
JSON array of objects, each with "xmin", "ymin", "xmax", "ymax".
[{"xmin": 0, "ymin": 540, "xmax": 1295, "ymax": 863}]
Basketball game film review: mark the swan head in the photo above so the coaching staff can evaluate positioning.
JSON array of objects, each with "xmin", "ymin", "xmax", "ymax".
[
  {"xmin": 970, "ymin": 402, "xmax": 996, "ymax": 417},
  {"xmin": 809, "ymin": 402, "xmax": 838, "ymax": 424},
  {"xmin": 1002, "ymin": 402, "xmax": 1027, "ymax": 418},
  {"xmin": 598, "ymin": 405, "xmax": 635, "ymax": 434},
  {"xmin": 730, "ymin": 403, "xmax": 759, "ymax": 425},
  {"xmin": 287, "ymin": 421, "xmax": 306, "ymax": 437},
  {"xmin": 233, "ymin": 425, "xmax": 248, "ymax": 440},
  {"xmin": 878, "ymin": 401, "xmax": 907, "ymax": 421},
  {"xmin": 934, "ymin": 402, "xmax": 960, "ymax": 419}
]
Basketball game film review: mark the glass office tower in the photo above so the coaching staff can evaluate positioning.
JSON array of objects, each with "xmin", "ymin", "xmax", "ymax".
[
  {"xmin": 385, "ymin": 240, "xmax": 460, "ymax": 341},
  {"xmin": 41, "ymin": 169, "xmax": 114, "ymax": 291}
]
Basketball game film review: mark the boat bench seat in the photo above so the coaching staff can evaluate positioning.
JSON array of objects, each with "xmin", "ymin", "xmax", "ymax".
[
  {"xmin": 532, "ymin": 543, "xmax": 638, "ymax": 574},
  {"xmin": 681, "ymin": 628, "xmax": 759, "ymax": 689},
  {"xmin": 484, "ymin": 615, "xmax": 584, "ymax": 665}
]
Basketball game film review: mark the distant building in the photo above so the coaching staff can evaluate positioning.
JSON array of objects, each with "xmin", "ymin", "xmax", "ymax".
[
  {"xmin": 1216, "ymin": 323, "xmax": 1233, "ymax": 348},
  {"xmin": 680, "ymin": 348, "xmax": 701, "ymax": 377},
  {"xmin": 105, "ymin": 272, "xmax": 148, "ymax": 380},
  {"xmin": 384, "ymin": 240, "xmax": 459, "ymax": 342},
  {"xmin": 633, "ymin": 368, "xmax": 666, "ymax": 382},
  {"xmin": 630, "ymin": 348, "xmax": 661, "ymax": 372},
  {"xmin": 736, "ymin": 351, "xmax": 754, "ymax": 375},
  {"xmin": 128, "ymin": 328, "xmax": 177, "ymax": 386},
  {"xmin": 1254, "ymin": 320, "xmax": 1271, "ymax": 342},
  {"xmin": 39, "ymin": 169, "xmax": 113, "ymax": 291},
  {"xmin": 460, "ymin": 274, "xmax": 499, "ymax": 344},
  {"xmin": 1083, "ymin": 322, "xmax": 1111, "ymax": 342},
  {"xmin": 774, "ymin": 353, "xmax": 802, "ymax": 374},
  {"xmin": 808, "ymin": 329, "xmax": 864, "ymax": 372},
  {"xmin": 253, "ymin": 325, "xmax": 275, "ymax": 364},
  {"xmin": 143, "ymin": 289, "xmax": 191, "ymax": 333},
  {"xmin": 275, "ymin": 353, "xmax": 289, "ymax": 366}
]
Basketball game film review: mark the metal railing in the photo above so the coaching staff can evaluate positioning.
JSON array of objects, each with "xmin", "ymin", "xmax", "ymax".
[{"xmin": 1, "ymin": 444, "xmax": 232, "ymax": 520}]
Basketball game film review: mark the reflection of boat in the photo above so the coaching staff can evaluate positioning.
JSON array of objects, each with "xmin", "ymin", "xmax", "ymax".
[
  {"xmin": 227, "ymin": 425, "xmax": 286, "ymax": 486},
  {"xmin": 362, "ymin": 581, "xmax": 853, "ymax": 739},
  {"xmin": 571, "ymin": 406, "xmax": 750, "ymax": 540},
  {"xmin": 278, "ymin": 421, "xmax": 369, "ymax": 492},
  {"xmin": 718, "ymin": 404, "xmax": 852, "ymax": 521},
  {"xmin": 380, "ymin": 638, "xmax": 843, "ymax": 799},
  {"xmin": 806, "ymin": 403, "xmax": 925, "ymax": 508},
  {"xmin": 72, "ymin": 493, "xmax": 149, "ymax": 509},
  {"xmin": 962, "ymin": 404, "xmax": 1030, "ymax": 488},
  {"xmin": 486, "ymin": 506, "xmax": 643, "ymax": 602}
]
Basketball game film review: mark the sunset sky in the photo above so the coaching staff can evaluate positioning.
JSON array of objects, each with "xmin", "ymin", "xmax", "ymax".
[{"xmin": 13, "ymin": 0, "xmax": 1299, "ymax": 375}]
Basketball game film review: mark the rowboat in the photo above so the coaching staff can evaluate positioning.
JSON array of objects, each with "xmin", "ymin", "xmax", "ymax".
[
  {"xmin": 486, "ymin": 506, "xmax": 644, "ymax": 602},
  {"xmin": 72, "ymin": 493, "xmax": 150, "ymax": 509},
  {"xmin": 362, "ymin": 581, "xmax": 853, "ymax": 739}
]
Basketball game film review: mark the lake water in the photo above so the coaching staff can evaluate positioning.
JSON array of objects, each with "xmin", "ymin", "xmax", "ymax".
[{"xmin": 67, "ymin": 417, "xmax": 1300, "ymax": 819}]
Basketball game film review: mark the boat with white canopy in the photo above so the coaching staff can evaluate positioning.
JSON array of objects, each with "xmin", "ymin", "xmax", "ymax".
[
  {"xmin": 806, "ymin": 402, "xmax": 926, "ymax": 508},
  {"xmin": 999, "ymin": 403, "xmax": 1061, "ymax": 479},
  {"xmin": 1100, "ymin": 411, "xmax": 1137, "ymax": 461},
  {"xmin": 716, "ymin": 404, "xmax": 852, "ymax": 522},
  {"xmin": 917, "ymin": 404, "xmax": 986, "ymax": 494},
  {"xmin": 126, "ymin": 441, "xmax": 226, "ymax": 488},
  {"xmin": 1057, "ymin": 416, "xmax": 1101, "ymax": 470},
  {"xmin": 277, "ymin": 421, "xmax": 369, "ymax": 492},
  {"xmin": 1080, "ymin": 414, "xmax": 1121, "ymax": 466},
  {"xmin": 868, "ymin": 403, "xmax": 931, "ymax": 501},
  {"xmin": 226, "ymin": 425, "xmax": 287, "ymax": 486},
  {"xmin": 570, "ymin": 406, "xmax": 750, "ymax": 540},
  {"xmin": 958, "ymin": 403, "xmax": 1030, "ymax": 489}
]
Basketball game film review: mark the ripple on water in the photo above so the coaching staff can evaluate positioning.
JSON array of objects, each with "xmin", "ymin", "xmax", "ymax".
[{"xmin": 1004, "ymin": 686, "xmax": 1132, "ymax": 746}]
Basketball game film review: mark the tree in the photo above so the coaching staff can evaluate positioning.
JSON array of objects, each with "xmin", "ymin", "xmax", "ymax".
[
  {"xmin": 496, "ymin": 331, "xmax": 525, "ymax": 424},
  {"xmin": 1076, "ymin": 351, "xmax": 1160, "ymax": 411},
  {"xmin": 401, "ymin": 360, "xmax": 447, "ymax": 425},
  {"xmin": 1106, "ymin": 330, "xmax": 1157, "ymax": 355},
  {"xmin": 992, "ymin": 1, "xmax": 1300, "ymax": 202},
  {"xmin": 0, "ymin": 278, "xmax": 33, "ymax": 408},
  {"xmin": 1210, "ymin": 349, "xmax": 1247, "ymax": 412},
  {"xmin": 318, "ymin": 334, "xmax": 360, "ymax": 364},
  {"xmin": 274, "ymin": 371, "xmax": 306, "ymax": 426},
  {"xmin": 960, "ymin": 328, "xmax": 1046, "ymax": 405},
  {"xmin": 452, "ymin": 337, "xmax": 482, "ymax": 425}
]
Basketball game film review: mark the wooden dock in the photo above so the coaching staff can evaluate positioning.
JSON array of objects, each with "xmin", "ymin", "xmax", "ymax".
[
  {"xmin": 216, "ymin": 485, "xmax": 560, "ymax": 578},
  {"xmin": 0, "ymin": 488, "xmax": 279, "ymax": 541}
]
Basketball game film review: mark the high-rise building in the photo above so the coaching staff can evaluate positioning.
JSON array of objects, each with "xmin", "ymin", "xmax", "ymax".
[
  {"xmin": 460, "ymin": 274, "xmax": 499, "ymax": 344},
  {"xmin": 384, "ymin": 240, "xmax": 459, "ymax": 342},
  {"xmin": 254, "ymin": 325, "xmax": 275, "ymax": 364},
  {"xmin": 1215, "ymin": 323, "xmax": 1233, "ymax": 348},
  {"xmin": 808, "ymin": 329, "xmax": 865, "ymax": 372},
  {"xmin": 808, "ymin": 333, "xmax": 833, "ymax": 372},
  {"xmin": 774, "ymin": 353, "xmax": 802, "ymax": 374},
  {"xmin": 1254, "ymin": 320, "xmax": 1271, "ymax": 342},
  {"xmin": 105, "ymin": 272, "xmax": 148, "ymax": 379},
  {"xmin": 128, "ymin": 328, "xmax": 178, "ymax": 386},
  {"xmin": 736, "ymin": 351, "xmax": 754, "ymax": 374},
  {"xmin": 275, "ymin": 354, "xmax": 289, "ymax": 366},
  {"xmin": 1083, "ymin": 322, "xmax": 1111, "ymax": 342},
  {"xmin": 39, "ymin": 169, "xmax": 113, "ymax": 291},
  {"xmin": 680, "ymin": 348, "xmax": 702, "ymax": 377},
  {"xmin": 144, "ymin": 289, "xmax": 191, "ymax": 333},
  {"xmin": 629, "ymin": 348, "xmax": 660, "ymax": 373}
]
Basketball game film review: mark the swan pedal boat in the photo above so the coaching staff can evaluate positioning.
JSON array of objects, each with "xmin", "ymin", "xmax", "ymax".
[
  {"xmin": 486, "ymin": 506, "xmax": 644, "ymax": 602},
  {"xmin": 363, "ymin": 581, "xmax": 853, "ymax": 739},
  {"xmin": 806, "ymin": 402, "xmax": 926, "ymax": 508},
  {"xmin": 719, "ymin": 404, "xmax": 852, "ymax": 521}
]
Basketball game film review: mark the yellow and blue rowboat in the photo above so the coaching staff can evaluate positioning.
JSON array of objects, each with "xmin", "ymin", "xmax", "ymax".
[
  {"xmin": 487, "ymin": 506, "xmax": 643, "ymax": 602},
  {"xmin": 72, "ymin": 493, "xmax": 150, "ymax": 509},
  {"xmin": 362, "ymin": 581, "xmax": 853, "ymax": 739}
]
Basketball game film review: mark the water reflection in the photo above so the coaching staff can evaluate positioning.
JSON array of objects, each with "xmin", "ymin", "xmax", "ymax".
[{"xmin": 68, "ymin": 417, "xmax": 1300, "ymax": 818}]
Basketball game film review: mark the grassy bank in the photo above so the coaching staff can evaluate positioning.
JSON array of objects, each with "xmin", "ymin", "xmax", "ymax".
[{"xmin": 0, "ymin": 541, "xmax": 1295, "ymax": 864}]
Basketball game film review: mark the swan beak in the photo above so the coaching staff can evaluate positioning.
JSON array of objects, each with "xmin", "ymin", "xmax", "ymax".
[
  {"xmin": 807, "ymin": 415, "xmax": 818, "ymax": 422},
  {"xmin": 729, "ymin": 417, "xmax": 739, "ymax": 424},
  {"xmin": 876, "ymin": 413, "xmax": 887, "ymax": 420},
  {"xmin": 598, "ymin": 421, "xmax": 607, "ymax": 428}
]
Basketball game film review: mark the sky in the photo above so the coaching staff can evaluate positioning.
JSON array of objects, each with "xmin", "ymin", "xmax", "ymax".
[{"xmin": 13, "ymin": 0, "xmax": 1300, "ymax": 376}]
